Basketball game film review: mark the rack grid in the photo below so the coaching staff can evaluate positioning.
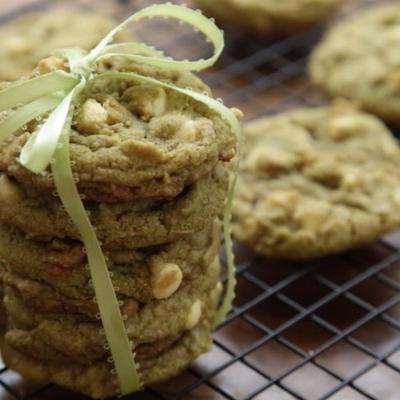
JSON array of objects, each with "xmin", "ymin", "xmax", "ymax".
[{"xmin": 0, "ymin": 0, "xmax": 399, "ymax": 399}]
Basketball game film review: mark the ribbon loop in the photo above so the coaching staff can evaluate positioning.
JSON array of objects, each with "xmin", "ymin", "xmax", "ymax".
[{"xmin": 84, "ymin": 4, "xmax": 224, "ymax": 71}]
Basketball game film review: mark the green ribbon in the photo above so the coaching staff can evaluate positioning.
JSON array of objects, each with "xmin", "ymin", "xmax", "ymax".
[{"xmin": 0, "ymin": 4, "xmax": 241, "ymax": 395}]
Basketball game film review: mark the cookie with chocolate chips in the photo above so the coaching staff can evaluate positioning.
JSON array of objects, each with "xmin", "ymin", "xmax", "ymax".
[
  {"xmin": 0, "ymin": 164, "xmax": 228, "ymax": 249},
  {"xmin": 1, "ymin": 320, "xmax": 213, "ymax": 399},
  {"xmin": 0, "ymin": 60, "xmax": 235, "ymax": 202},
  {"xmin": 233, "ymin": 105, "xmax": 400, "ymax": 260},
  {"xmin": 0, "ymin": 219, "xmax": 221, "ymax": 304},
  {"xmin": 2, "ymin": 257, "xmax": 222, "ymax": 365},
  {"xmin": 310, "ymin": 4, "xmax": 400, "ymax": 125}
]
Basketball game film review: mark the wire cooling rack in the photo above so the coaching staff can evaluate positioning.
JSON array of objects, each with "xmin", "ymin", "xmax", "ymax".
[{"xmin": 0, "ymin": 0, "xmax": 399, "ymax": 399}]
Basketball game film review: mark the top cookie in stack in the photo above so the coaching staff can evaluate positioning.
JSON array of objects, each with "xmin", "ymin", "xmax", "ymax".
[{"xmin": 0, "ymin": 54, "xmax": 236, "ymax": 398}]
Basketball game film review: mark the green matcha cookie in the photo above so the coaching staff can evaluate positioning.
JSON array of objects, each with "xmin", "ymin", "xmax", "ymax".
[
  {"xmin": 3, "ymin": 257, "xmax": 222, "ymax": 364},
  {"xmin": 233, "ymin": 105, "xmax": 400, "ymax": 260},
  {"xmin": 0, "ymin": 164, "xmax": 227, "ymax": 249},
  {"xmin": 0, "ymin": 9, "xmax": 131, "ymax": 81},
  {"xmin": 1, "ymin": 320, "xmax": 212, "ymax": 399},
  {"xmin": 193, "ymin": 0, "xmax": 343, "ymax": 35},
  {"xmin": 310, "ymin": 4, "xmax": 400, "ymax": 125},
  {"xmin": 0, "ymin": 61, "xmax": 235, "ymax": 202},
  {"xmin": 0, "ymin": 219, "xmax": 220, "ymax": 302}
]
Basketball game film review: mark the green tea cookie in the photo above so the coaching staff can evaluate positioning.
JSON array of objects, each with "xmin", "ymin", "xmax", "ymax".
[
  {"xmin": 0, "ymin": 164, "xmax": 227, "ymax": 249},
  {"xmin": 3, "ymin": 258, "xmax": 222, "ymax": 364},
  {"xmin": 0, "ymin": 220, "xmax": 221, "ymax": 302},
  {"xmin": 193, "ymin": 0, "xmax": 343, "ymax": 35},
  {"xmin": 1, "ymin": 320, "xmax": 212, "ymax": 399},
  {"xmin": 233, "ymin": 105, "xmax": 400, "ymax": 260},
  {"xmin": 0, "ymin": 263, "xmax": 5, "ymax": 330},
  {"xmin": 310, "ymin": 4, "xmax": 400, "ymax": 125},
  {"xmin": 0, "ymin": 60, "xmax": 235, "ymax": 202},
  {"xmin": 0, "ymin": 9, "xmax": 131, "ymax": 81}
]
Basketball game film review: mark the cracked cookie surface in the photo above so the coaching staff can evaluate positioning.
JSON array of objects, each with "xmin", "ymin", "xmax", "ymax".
[
  {"xmin": 310, "ymin": 4, "xmax": 400, "ymax": 125},
  {"xmin": 233, "ymin": 105, "xmax": 400, "ymax": 260},
  {"xmin": 193, "ymin": 0, "xmax": 343, "ymax": 34}
]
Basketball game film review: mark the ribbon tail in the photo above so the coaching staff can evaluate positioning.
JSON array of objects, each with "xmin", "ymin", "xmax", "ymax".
[
  {"xmin": 0, "ymin": 71, "xmax": 78, "ymax": 112},
  {"xmin": 81, "ymin": 4, "xmax": 223, "ymax": 72},
  {"xmin": 19, "ymin": 88, "xmax": 75, "ymax": 173},
  {"xmin": 100, "ymin": 42, "xmax": 164, "ymax": 57},
  {"xmin": 0, "ymin": 94, "xmax": 63, "ymax": 145},
  {"xmin": 52, "ymin": 110, "xmax": 142, "ymax": 395},
  {"xmin": 91, "ymin": 71, "xmax": 241, "ymax": 326}
]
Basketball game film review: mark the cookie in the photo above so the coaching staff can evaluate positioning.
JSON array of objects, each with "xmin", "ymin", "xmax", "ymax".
[
  {"xmin": 309, "ymin": 4, "xmax": 400, "ymax": 125},
  {"xmin": 0, "ymin": 263, "xmax": 5, "ymax": 330},
  {"xmin": 233, "ymin": 105, "xmax": 400, "ymax": 260},
  {"xmin": 193, "ymin": 0, "xmax": 343, "ymax": 35},
  {"xmin": 0, "ymin": 9, "xmax": 131, "ymax": 81},
  {"xmin": 0, "ymin": 219, "xmax": 221, "ymax": 302},
  {"xmin": 1, "ymin": 320, "xmax": 212, "ymax": 399},
  {"xmin": 3, "ymin": 258, "xmax": 222, "ymax": 364},
  {"xmin": 0, "ymin": 61, "xmax": 235, "ymax": 202},
  {"xmin": 2, "ymin": 234, "xmax": 221, "ymax": 320},
  {"xmin": 0, "ymin": 164, "xmax": 227, "ymax": 249}
]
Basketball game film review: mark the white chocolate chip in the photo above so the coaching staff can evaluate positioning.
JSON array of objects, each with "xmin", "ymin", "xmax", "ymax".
[
  {"xmin": 0, "ymin": 175, "xmax": 23, "ymax": 203},
  {"xmin": 76, "ymin": 99, "xmax": 108, "ymax": 134},
  {"xmin": 151, "ymin": 262, "xmax": 183, "ymax": 300},
  {"xmin": 37, "ymin": 56, "xmax": 66, "ymax": 74},
  {"xmin": 210, "ymin": 282, "xmax": 223, "ymax": 307},
  {"xmin": 174, "ymin": 119, "xmax": 198, "ymax": 142},
  {"xmin": 295, "ymin": 203, "xmax": 330, "ymax": 230},
  {"xmin": 6, "ymin": 36, "xmax": 31, "ymax": 54},
  {"xmin": 341, "ymin": 171, "xmax": 364, "ymax": 191},
  {"xmin": 328, "ymin": 115, "xmax": 363, "ymax": 140},
  {"xmin": 124, "ymin": 85, "xmax": 167, "ymax": 120},
  {"xmin": 185, "ymin": 300, "xmax": 202, "ymax": 330},
  {"xmin": 392, "ymin": 188, "xmax": 400, "ymax": 206},
  {"xmin": 264, "ymin": 190, "xmax": 300, "ymax": 212}
]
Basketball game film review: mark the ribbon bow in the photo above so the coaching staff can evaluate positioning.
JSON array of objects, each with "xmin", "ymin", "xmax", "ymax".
[{"xmin": 0, "ymin": 4, "xmax": 240, "ymax": 395}]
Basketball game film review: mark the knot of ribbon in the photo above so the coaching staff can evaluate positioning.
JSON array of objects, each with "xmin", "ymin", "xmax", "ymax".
[{"xmin": 0, "ymin": 3, "xmax": 241, "ymax": 395}]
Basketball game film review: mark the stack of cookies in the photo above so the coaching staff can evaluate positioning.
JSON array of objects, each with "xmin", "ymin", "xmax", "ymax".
[{"xmin": 0, "ymin": 57, "xmax": 235, "ymax": 398}]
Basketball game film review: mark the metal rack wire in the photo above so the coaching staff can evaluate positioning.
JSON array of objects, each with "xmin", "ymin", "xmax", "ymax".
[{"xmin": 0, "ymin": 0, "xmax": 399, "ymax": 399}]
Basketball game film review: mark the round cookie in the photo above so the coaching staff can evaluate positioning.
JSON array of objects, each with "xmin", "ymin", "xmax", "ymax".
[
  {"xmin": 309, "ymin": 4, "xmax": 400, "ymax": 125},
  {"xmin": 193, "ymin": 0, "xmax": 343, "ymax": 35},
  {"xmin": 1, "ymin": 320, "xmax": 212, "ymax": 399},
  {"xmin": 0, "ymin": 220, "xmax": 221, "ymax": 303},
  {"xmin": 0, "ymin": 9, "xmax": 131, "ymax": 81},
  {"xmin": 0, "ymin": 164, "xmax": 228, "ymax": 249},
  {"xmin": 233, "ymin": 105, "xmax": 400, "ymax": 260},
  {"xmin": 0, "ymin": 61, "xmax": 235, "ymax": 202},
  {"xmin": 3, "ymin": 259, "xmax": 222, "ymax": 364}
]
